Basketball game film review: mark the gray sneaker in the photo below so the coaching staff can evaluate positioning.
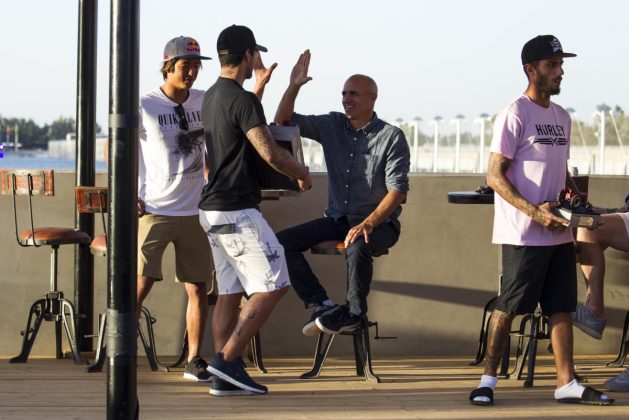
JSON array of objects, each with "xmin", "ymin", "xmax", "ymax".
[
  {"xmin": 571, "ymin": 304, "xmax": 606, "ymax": 340},
  {"xmin": 605, "ymin": 368, "xmax": 629, "ymax": 392}
]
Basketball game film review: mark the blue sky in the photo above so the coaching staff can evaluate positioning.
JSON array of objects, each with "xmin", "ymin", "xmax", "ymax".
[{"xmin": 1, "ymin": 0, "xmax": 627, "ymax": 134}]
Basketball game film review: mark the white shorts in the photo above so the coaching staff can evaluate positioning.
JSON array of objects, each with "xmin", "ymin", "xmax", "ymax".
[
  {"xmin": 620, "ymin": 212, "xmax": 629, "ymax": 236},
  {"xmin": 199, "ymin": 208, "xmax": 290, "ymax": 295}
]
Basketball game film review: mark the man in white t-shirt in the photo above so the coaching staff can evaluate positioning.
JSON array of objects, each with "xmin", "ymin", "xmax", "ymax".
[
  {"xmin": 469, "ymin": 35, "xmax": 613, "ymax": 406},
  {"xmin": 137, "ymin": 36, "xmax": 213, "ymax": 382}
]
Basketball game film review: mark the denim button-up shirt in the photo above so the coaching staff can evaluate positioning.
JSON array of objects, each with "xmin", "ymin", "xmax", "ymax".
[{"xmin": 291, "ymin": 111, "xmax": 410, "ymax": 226}]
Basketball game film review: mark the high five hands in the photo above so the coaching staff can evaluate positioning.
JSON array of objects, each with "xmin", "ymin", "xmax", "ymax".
[{"xmin": 290, "ymin": 49, "xmax": 313, "ymax": 88}]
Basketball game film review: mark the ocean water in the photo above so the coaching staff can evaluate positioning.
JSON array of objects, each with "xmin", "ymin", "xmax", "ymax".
[{"xmin": 0, "ymin": 154, "xmax": 107, "ymax": 171}]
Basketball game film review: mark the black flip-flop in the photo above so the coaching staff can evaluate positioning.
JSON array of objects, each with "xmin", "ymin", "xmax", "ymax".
[
  {"xmin": 557, "ymin": 386, "xmax": 614, "ymax": 405},
  {"xmin": 469, "ymin": 387, "xmax": 493, "ymax": 406}
]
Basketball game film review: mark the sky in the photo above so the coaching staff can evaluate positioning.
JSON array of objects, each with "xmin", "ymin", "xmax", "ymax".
[{"xmin": 1, "ymin": 0, "xmax": 628, "ymax": 135}]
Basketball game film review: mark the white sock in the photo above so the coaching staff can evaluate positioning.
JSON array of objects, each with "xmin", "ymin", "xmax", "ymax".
[
  {"xmin": 554, "ymin": 379, "xmax": 586, "ymax": 400},
  {"xmin": 321, "ymin": 299, "xmax": 335, "ymax": 307},
  {"xmin": 473, "ymin": 375, "xmax": 497, "ymax": 403},
  {"xmin": 478, "ymin": 374, "xmax": 498, "ymax": 390}
]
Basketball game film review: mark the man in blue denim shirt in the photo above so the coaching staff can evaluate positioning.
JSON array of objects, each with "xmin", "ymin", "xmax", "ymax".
[{"xmin": 275, "ymin": 50, "xmax": 410, "ymax": 335}]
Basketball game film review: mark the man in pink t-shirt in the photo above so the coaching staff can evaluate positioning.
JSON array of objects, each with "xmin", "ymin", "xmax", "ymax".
[{"xmin": 469, "ymin": 35, "xmax": 613, "ymax": 406}]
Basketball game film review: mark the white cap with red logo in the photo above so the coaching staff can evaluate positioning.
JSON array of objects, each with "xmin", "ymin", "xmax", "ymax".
[{"xmin": 163, "ymin": 36, "xmax": 211, "ymax": 61}]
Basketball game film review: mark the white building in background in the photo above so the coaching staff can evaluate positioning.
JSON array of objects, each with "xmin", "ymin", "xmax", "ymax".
[{"xmin": 48, "ymin": 133, "xmax": 108, "ymax": 161}]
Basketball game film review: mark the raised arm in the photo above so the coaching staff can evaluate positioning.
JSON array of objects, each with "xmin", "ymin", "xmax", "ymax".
[
  {"xmin": 274, "ymin": 49, "xmax": 312, "ymax": 124},
  {"xmin": 487, "ymin": 152, "xmax": 568, "ymax": 228},
  {"xmin": 251, "ymin": 52, "xmax": 277, "ymax": 101},
  {"xmin": 246, "ymin": 124, "xmax": 311, "ymax": 191}
]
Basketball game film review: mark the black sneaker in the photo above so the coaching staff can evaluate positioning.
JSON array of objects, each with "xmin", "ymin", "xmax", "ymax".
[
  {"xmin": 183, "ymin": 356, "xmax": 212, "ymax": 382},
  {"xmin": 302, "ymin": 304, "xmax": 338, "ymax": 336},
  {"xmin": 209, "ymin": 377, "xmax": 255, "ymax": 397},
  {"xmin": 207, "ymin": 352, "xmax": 268, "ymax": 394},
  {"xmin": 315, "ymin": 306, "xmax": 362, "ymax": 334}
]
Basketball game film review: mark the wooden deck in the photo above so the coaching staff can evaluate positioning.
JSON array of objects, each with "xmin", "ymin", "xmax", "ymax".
[{"xmin": 0, "ymin": 355, "xmax": 627, "ymax": 419}]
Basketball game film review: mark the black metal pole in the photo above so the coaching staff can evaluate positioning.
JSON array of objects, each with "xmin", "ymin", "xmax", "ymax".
[
  {"xmin": 107, "ymin": 0, "xmax": 139, "ymax": 418},
  {"xmin": 74, "ymin": 0, "xmax": 97, "ymax": 354}
]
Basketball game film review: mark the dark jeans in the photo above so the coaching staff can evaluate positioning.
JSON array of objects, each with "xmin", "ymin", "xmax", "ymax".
[{"xmin": 276, "ymin": 217, "xmax": 400, "ymax": 317}]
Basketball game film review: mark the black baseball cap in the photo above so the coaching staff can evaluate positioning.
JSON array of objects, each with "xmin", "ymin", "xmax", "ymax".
[
  {"xmin": 521, "ymin": 35, "xmax": 576, "ymax": 65},
  {"xmin": 217, "ymin": 25, "xmax": 268, "ymax": 55}
]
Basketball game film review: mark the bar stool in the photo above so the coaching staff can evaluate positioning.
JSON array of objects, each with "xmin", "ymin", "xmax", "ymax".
[
  {"xmin": 0, "ymin": 169, "xmax": 88, "ymax": 365},
  {"xmin": 300, "ymin": 240, "xmax": 396, "ymax": 383},
  {"xmin": 75, "ymin": 186, "xmax": 167, "ymax": 372}
]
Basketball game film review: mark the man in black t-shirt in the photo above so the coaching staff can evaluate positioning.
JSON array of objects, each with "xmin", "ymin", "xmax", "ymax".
[{"xmin": 199, "ymin": 25, "xmax": 311, "ymax": 397}]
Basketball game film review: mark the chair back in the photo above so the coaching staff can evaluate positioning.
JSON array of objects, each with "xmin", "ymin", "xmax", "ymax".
[
  {"xmin": 75, "ymin": 186, "xmax": 108, "ymax": 254},
  {"xmin": 572, "ymin": 175, "xmax": 589, "ymax": 194},
  {"xmin": 0, "ymin": 169, "xmax": 55, "ymax": 247}
]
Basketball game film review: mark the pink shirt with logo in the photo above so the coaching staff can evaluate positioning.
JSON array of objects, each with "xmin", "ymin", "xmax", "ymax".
[{"xmin": 490, "ymin": 94, "xmax": 573, "ymax": 246}]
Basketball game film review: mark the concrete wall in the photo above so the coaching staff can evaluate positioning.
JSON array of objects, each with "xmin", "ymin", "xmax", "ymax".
[{"xmin": 1, "ymin": 172, "xmax": 627, "ymax": 359}]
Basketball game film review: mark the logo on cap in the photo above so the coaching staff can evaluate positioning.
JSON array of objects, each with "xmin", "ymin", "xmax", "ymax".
[
  {"xmin": 186, "ymin": 41, "xmax": 200, "ymax": 53},
  {"xmin": 549, "ymin": 37, "xmax": 563, "ymax": 53}
]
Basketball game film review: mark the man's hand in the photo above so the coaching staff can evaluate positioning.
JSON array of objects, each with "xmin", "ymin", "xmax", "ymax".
[
  {"xmin": 254, "ymin": 54, "xmax": 277, "ymax": 88},
  {"xmin": 137, "ymin": 197, "xmax": 146, "ymax": 217},
  {"xmin": 532, "ymin": 201, "xmax": 569, "ymax": 229},
  {"xmin": 252, "ymin": 54, "xmax": 277, "ymax": 100},
  {"xmin": 289, "ymin": 49, "xmax": 312, "ymax": 88},
  {"xmin": 297, "ymin": 169, "xmax": 312, "ymax": 192},
  {"xmin": 344, "ymin": 219, "xmax": 375, "ymax": 248}
]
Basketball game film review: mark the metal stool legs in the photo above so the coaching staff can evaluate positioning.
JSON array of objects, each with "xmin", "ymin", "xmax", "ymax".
[
  {"xmin": 606, "ymin": 310, "xmax": 629, "ymax": 367},
  {"xmin": 507, "ymin": 311, "xmax": 550, "ymax": 388},
  {"xmin": 300, "ymin": 316, "xmax": 386, "ymax": 383},
  {"xmin": 86, "ymin": 306, "xmax": 168, "ymax": 373},
  {"xmin": 10, "ymin": 246, "xmax": 86, "ymax": 365},
  {"xmin": 471, "ymin": 296, "xmax": 497, "ymax": 366}
]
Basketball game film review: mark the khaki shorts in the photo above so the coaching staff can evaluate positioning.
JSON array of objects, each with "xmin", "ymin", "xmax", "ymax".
[{"xmin": 138, "ymin": 213, "xmax": 212, "ymax": 284}]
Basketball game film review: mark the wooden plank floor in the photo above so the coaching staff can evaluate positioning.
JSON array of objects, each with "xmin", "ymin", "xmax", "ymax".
[{"xmin": 0, "ymin": 355, "xmax": 627, "ymax": 419}]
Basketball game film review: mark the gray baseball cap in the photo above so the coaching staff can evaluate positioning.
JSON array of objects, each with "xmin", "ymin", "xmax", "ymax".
[{"xmin": 163, "ymin": 36, "xmax": 211, "ymax": 61}]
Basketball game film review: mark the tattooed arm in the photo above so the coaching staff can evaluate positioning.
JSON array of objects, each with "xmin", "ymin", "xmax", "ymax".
[
  {"xmin": 487, "ymin": 152, "xmax": 568, "ymax": 228},
  {"xmin": 246, "ymin": 124, "xmax": 311, "ymax": 191}
]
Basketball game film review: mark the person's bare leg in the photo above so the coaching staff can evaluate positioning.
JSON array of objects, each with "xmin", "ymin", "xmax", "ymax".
[
  {"xmin": 213, "ymin": 293, "xmax": 244, "ymax": 353},
  {"xmin": 549, "ymin": 312, "xmax": 575, "ymax": 387},
  {"xmin": 577, "ymin": 215, "xmax": 629, "ymax": 318},
  {"xmin": 184, "ymin": 282, "xmax": 208, "ymax": 362},
  {"xmin": 483, "ymin": 309, "xmax": 514, "ymax": 376},
  {"xmin": 137, "ymin": 275, "xmax": 156, "ymax": 319},
  {"xmin": 221, "ymin": 287, "xmax": 289, "ymax": 362}
]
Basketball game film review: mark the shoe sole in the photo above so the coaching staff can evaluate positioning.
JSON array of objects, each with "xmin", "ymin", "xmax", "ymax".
[
  {"xmin": 315, "ymin": 318, "xmax": 360, "ymax": 335},
  {"xmin": 183, "ymin": 372, "xmax": 213, "ymax": 382},
  {"xmin": 209, "ymin": 388, "xmax": 255, "ymax": 397},
  {"xmin": 572, "ymin": 322, "xmax": 603, "ymax": 340},
  {"xmin": 207, "ymin": 366, "xmax": 267, "ymax": 394},
  {"xmin": 302, "ymin": 320, "xmax": 322, "ymax": 336}
]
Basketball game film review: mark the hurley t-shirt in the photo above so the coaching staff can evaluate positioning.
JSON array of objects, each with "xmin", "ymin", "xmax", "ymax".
[
  {"xmin": 199, "ymin": 77, "xmax": 267, "ymax": 211},
  {"xmin": 490, "ymin": 94, "xmax": 573, "ymax": 246},
  {"xmin": 138, "ymin": 87, "xmax": 206, "ymax": 216}
]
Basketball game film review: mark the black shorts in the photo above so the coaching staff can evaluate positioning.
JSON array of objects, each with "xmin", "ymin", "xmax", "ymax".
[{"xmin": 495, "ymin": 242, "xmax": 576, "ymax": 316}]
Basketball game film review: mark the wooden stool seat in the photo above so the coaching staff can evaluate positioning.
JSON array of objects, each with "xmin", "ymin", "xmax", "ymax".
[
  {"xmin": 90, "ymin": 233, "xmax": 107, "ymax": 257},
  {"xmin": 311, "ymin": 240, "xmax": 347, "ymax": 255},
  {"xmin": 310, "ymin": 240, "xmax": 389, "ymax": 257},
  {"xmin": 19, "ymin": 227, "xmax": 91, "ymax": 246}
]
